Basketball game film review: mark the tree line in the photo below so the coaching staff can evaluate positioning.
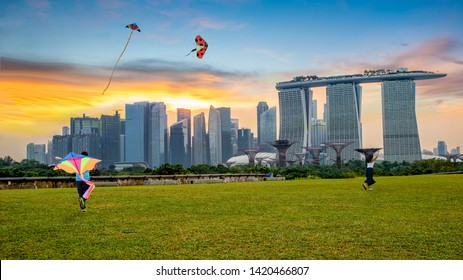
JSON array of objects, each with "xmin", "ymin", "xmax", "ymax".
[{"xmin": 1, "ymin": 155, "xmax": 462, "ymax": 179}]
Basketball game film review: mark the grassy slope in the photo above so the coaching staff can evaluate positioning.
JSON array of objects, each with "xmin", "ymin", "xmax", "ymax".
[{"xmin": 1, "ymin": 174, "xmax": 462, "ymax": 260}]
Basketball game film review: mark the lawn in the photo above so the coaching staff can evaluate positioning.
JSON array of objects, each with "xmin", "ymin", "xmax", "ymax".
[{"xmin": 1, "ymin": 174, "xmax": 462, "ymax": 260}]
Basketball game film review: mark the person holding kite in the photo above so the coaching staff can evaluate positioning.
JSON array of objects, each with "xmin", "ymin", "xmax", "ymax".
[
  {"xmin": 54, "ymin": 151, "xmax": 101, "ymax": 212},
  {"xmin": 363, "ymin": 151, "xmax": 379, "ymax": 191}
]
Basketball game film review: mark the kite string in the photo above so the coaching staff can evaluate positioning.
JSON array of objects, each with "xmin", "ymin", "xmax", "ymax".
[{"xmin": 102, "ymin": 30, "xmax": 134, "ymax": 95}]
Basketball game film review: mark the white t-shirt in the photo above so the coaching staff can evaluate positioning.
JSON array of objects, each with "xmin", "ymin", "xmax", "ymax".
[{"xmin": 367, "ymin": 162, "xmax": 375, "ymax": 168}]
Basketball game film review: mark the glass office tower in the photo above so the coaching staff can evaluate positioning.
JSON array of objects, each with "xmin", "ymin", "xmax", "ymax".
[
  {"xmin": 382, "ymin": 80, "xmax": 421, "ymax": 162},
  {"xmin": 208, "ymin": 105, "xmax": 222, "ymax": 165},
  {"xmin": 125, "ymin": 101, "xmax": 149, "ymax": 163},
  {"xmin": 169, "ymin": 119, "xmax": 188, "ymax": 166},
  {"xmin": 326, "ymin": 83, "xmax": 362, "ymax": 161},
  {"xmin": 259, "ymin": 106, "xmax": 277, "ymax": 152},
  {"xmin": 149, "ymin": 102, "xmax": 168, "ymax": 167},
  {"xmin": 278, "ymin": 88, "xmax": 312, "ymax": 161},
  {"xmin": 193, "ymin": 112, "xmax": 209, "ymax": 165}
]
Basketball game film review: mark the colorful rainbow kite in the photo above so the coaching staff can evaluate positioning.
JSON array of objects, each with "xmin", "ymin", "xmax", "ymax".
[{"xmin": 54, "ymin": 152, "xmax": 101, "ymax": 199}]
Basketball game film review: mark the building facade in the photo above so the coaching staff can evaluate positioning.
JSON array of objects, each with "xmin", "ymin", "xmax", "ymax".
[
  {"xmin": 278, "ymin": 87, "xmax": 312, "ymax": 161},
  {"xmin": 276, "ymin": 69, "xmax": 446, "ymax": 163},
  {"xmin": 257, "ymin": 101, "xmax": 269, "ymax": 149},
  {"xmin": 193, "ymin": 112, "xmax": 209, "ymax": 165},
  {"xmin": 149, "ymin": 102, "xmax": 168, "ymax": 168},
  {"xmin": 217, "ymin": 107, "xmax": 232, "ymax": 163},
  {"xmin": 326, "ymin": 83, "xmax": 362, "ymax": 161},
  {"xmin": 208, "ymin": 105, "xmax": 222, "ymax": 165},
  {"xmin": 125, "ymin": 101, "xmax": 149, "ymax": 163},
  {"xmin": 100, "ymin": 112, "xmax": 121, "ymax": 168},
  {"xmin": 259, "ymin": 106, "xmax": 277, "ymax": 152},
  {"xmin": 177, "ymin": 108, "xmax": 191, "ymax": 167},
  {"xmin": 169, "ymin": 119, "xmax": 188, "ymax": 166},
  {"xmin": 382, "ymin": 80, "xmax": 421, "ymax": 162},
  {"xmin": 26, "ymin": 143, "xmax": 46, "ymax": 164}
]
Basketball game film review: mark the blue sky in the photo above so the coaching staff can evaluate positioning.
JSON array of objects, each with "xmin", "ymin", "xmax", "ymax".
[{"xmin": 1, "ymin": 0, "xmax": 463, "ymax": 160}]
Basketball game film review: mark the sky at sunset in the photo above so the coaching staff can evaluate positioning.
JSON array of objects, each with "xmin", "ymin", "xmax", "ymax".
[{"xmin": 1, "ymin": 0, "xmax": 462, "ymax": 161}]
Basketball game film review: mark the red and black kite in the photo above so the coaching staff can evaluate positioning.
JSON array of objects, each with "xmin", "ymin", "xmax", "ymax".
[{"xmin": 186, "ymin": 35, "xmax": 208, "ymax": 59}]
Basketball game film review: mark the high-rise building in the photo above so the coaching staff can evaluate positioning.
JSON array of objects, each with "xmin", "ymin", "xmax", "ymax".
[
  {"xmin": 149, "ymin": 102, "xmax": 168, "ymax": 167},
  {"xmin": 278, "ymin": 88, "xmax": 312, "ymax": 161},
  {"xmin": 62, "ymin": 126, "xmax": 70, "ymax": 136},
  {"xmin": 382, "ymin": 80, "xmax": 421, "ymax": 162},
  {"xmin": 26, "ymin": 143, "xmax": 46, "ymax": 164},
  {"xmin": 208, "ymin": 105, "xmax": 222, "ymax": 165},
  {"xmin": 69, "ymin": 114, "xmax": 101, "ymax": 158},
  {"xmin": 326, "ymin": 83, "xmax": 362, "ymax": 161},
  {"xmin": 217, "ymin": 107, "xmax": 232, "ymax": 162},
  {"xmin": 312, "ymin": 100, "xmax": 318, "ymax": 120},
  {"xmin": 100, "ymin": 112, "xmax": 121, "ymax": 168},
  {"xmin": 311, "ymin": 119, "xmax": 327, "ymax": 147},
  {"xmin": 259, "ymin": 106, "xmax": 277, "ymax": 152},
  {"xmin": 71, "ymin": 114, "xmax": 99, "ymax": 135},
  {"xmin": 437, "ymin": 141, "xmax": 448, "ymax": 155},
  {"xmin": 257, "ymin": 101, "xmax": 269, "ymax": 148},
  {"xmin": 125, "ymin": 101, "xmax": 149, "ymax": 163},
  {"xmin": 52, "ymin": 135, "xmax": 72, "ymax": 158},
  {"xmin": 177, "ymin": 108, "xmax": 192, "ymax": 167},
  {"xmin": 237, "ymin": 128, "xmax": 253, "ymax": 153},
  {"xmin": 169, "ymin": 119, "xmax": 188, "ymax": 166},
  {"xmin": 276, "ymin": 69, "xmax": 445, "ymax": 163},
  {"xmin": 72, "ymin": 134, "xmax": 101, "ymax": 159},
  {"xmin": 231, "ymin": 119, "xmax": 239, "ymax": 156},
  {"xmin": 193, "ymin": 112, "xmax": 209, "ymax": 165}
]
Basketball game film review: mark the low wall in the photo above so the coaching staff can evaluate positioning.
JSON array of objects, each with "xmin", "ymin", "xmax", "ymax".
[{"xmin": 0, "ymin": 174, "xmax": 284, "ymax": 190}]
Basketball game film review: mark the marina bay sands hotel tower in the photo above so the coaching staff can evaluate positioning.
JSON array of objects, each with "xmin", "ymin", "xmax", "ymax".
[{"xmin": 276, "ymin": 68, "xmax": 446, "ymax": 163}]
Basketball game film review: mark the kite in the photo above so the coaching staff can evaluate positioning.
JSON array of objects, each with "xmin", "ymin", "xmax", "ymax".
[
  {"xmin": 186, "ymin": 35, "xmax": 208, "ymax": 59},
  {"xmin": 53, "ymin": 152, "xmax": 101, "ymax": 199},
  {"xmin": 102, "ymin": 23, "xmax": 141, "ymax": 95}
]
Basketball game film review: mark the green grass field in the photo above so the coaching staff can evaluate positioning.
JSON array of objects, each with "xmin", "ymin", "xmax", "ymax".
[{"xmin": 1, "ymin": 174, "xmax": 462, "ymax": 260}]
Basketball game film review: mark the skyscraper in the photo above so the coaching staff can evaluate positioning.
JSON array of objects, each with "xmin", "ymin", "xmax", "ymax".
[
  {"xmin": 100, "ymin": 112, "xmax": 121, "ymax": 168},
  {"xmin": 276, "ymin": 69, "xmax": 445, "ymax": 163},
  {"xmin": 125, "ymin": 101, "xmax": 149, "ymax": 163},
  {"xmin": 169, "ymin": 119, "xmax": 188, "ymax": 166},
  {"xmin": 70, "ymin": 114, "xmax": 101, "ymax": 158},
  {"xmin": 257, "ymin": 101, "xmax": 269, "ymax": 149},
  {"xmin": 193, "ymin": 112, "xmax": 209, "ymax": 165},
  {"xmin": 437, "ymin": 140, "xmax": 448, "ymax": 156},
  {"xmin": 208, "ymin": 105, "xmax": 222, "ymax": 165},
  {"xmin": 149, "ymin": 102, "xmax": 168, "ymax": 167},
  {"xmin": 71, "ymin": 114, "xmax": 99, "ymax": 135},
  {"xmin": 311, "ymin": 119, "xmax": 327, "ymax": 147},
  {"xmin": 52, "ymin": 135, "xmax": 72, "ymax": 158},
  {"xmin": 382, "ymin": 80, "xmax": 421, "ymax": 162},
  {"xmin": 278, "ymin": 88, "xmax": 312, "ymax": 160},
  {"xmin": 177, "ymin": 108, "xmax": 192, "ymax": 167},
  {"xmin": 326, "ymin": 83, "xmax": 362, "ymax": 161},
  {"xmin": 26, "ymin": 143, "xmax": 46, "ymax": 164},
  {"xmin": 231, "ymin": 118, "xmax": 239, "ymax": 156},
  {"xmin": 217, "ymin": 107, "xmax": 232, "ymax": 162},
  {"xmin": 237, "ymin": 128, "xmax": 253, "ymax": 153},
  {"xmin": 259, "ymin": 106, "xmax": 277, "ymax": 152}
]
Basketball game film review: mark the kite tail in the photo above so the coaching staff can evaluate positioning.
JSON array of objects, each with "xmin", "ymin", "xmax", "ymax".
[
  {"xmin": 82, "ymin": 180, "xmax": 95, "ymax": 200},
  {"xmin": 77, "ymin": 173, "xmax": 96, "ymax": 200},
  {"xmin": 102, "ymin": 30, "xmax": 134, "ymax": 95}
]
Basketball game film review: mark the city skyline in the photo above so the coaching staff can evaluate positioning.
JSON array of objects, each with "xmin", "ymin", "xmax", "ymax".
[{"xmin": 1, "ymin": 0, "xmax": 462, "ymax": 161}]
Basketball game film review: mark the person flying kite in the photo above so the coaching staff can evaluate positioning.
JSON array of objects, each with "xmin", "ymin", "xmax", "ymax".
[
  {"xmin": 54, "ymin": 151, "xmax": 101, "ymax": 212},
  {"xmin": 102, "ymin": 23, "xmax": 141, "ymax": 95}
]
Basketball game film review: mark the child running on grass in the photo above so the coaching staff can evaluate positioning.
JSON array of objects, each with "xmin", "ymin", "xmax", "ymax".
[
  {"xmin": 76, "ymin": 151, "xmax": 92, "ymax": 212},
  {"xmin": 363, "ymin": 151, "xmax": 379, "ymax": 191}
]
